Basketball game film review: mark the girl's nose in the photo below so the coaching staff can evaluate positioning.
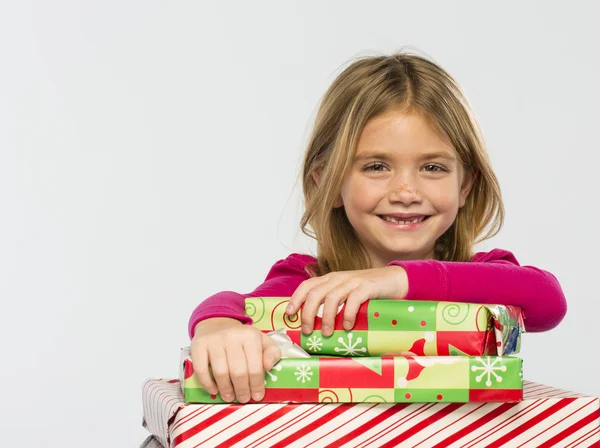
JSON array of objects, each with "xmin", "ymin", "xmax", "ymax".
[{"xmin": 390, "ymin": 183, "xmax": 420, "ymax": 203}]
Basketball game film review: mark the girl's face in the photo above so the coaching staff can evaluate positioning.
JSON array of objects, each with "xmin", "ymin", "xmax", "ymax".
[{"xmin": 336, "ymin": 109, "xmax": 472, "ymax": 267}]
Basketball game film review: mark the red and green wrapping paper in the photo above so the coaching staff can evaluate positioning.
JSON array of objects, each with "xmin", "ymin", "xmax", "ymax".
[
  {"xmin": 181, "ymin": 347, "xmax": 523, "ymax": 404},
  {"xmin": 245, "ymin": 297, "xmax": 524, "ymax": 357}
]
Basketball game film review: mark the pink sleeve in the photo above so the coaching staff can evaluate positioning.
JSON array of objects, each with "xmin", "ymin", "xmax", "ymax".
[
  {"xmin": 386, "ymin": 248, "xmax": 567, "ymax": 333},
  {"xmin": 187, "ymin": 254, "xmax": 311, "ymax": 339}
]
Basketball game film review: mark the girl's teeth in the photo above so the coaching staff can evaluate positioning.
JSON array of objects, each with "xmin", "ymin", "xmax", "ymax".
[{"xmin": 382, "ymin": 215, "xmax": 425, "ymax": 224}]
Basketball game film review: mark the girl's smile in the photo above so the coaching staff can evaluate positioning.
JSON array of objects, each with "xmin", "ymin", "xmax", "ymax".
[{"xmin": 378, "ymin": 213, "xmax": 432, "ymax": 229}]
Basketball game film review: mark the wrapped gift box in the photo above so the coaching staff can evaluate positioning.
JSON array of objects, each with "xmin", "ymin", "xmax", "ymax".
[
  {"xmin": 180, "ymin": 347, "xmax": 523, "ymax": 404},
  {"xmin": 141, "ymin": 378, "xmax": 600, "ymax": 448},
  {"xmin": 245, "ymin": 298, "xmax": 524, "ymax": 357}
]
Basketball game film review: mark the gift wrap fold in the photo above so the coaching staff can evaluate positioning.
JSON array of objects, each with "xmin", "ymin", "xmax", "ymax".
[
  {"xmin": 180, "ymin": 346, "xmax": 524, "ymax": 404},
  {"xmin": 245, "ymin": 298, "xmax": 525, "ymax": 357},
  {"xmin": 142, "ymin": 378, "xmax": 600, "ymax": 448}
]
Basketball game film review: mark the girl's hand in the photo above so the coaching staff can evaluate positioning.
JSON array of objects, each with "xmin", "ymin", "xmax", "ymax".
[
  {"xmin": 191, "ymin": 317, "xmax": 282, "ymax": 403},
  {"xmin": 285, "ymin": 266, "xmax": 408, "ymax": 337}
]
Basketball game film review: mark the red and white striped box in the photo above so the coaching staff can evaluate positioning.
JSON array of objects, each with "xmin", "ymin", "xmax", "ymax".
[{"xmin": 141, "ymin": 378, "xmax": 600, "ymax": 447}]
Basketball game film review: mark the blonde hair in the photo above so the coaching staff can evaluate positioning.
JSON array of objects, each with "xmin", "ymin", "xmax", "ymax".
[{"xmin": 300, "ymin": 51, "xmax": 504, "ymax": 277}]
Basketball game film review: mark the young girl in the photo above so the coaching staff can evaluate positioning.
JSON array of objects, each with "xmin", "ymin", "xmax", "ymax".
[{"xmin": 188, "ymin": 52, "xmax": 567, "ymax": 405}]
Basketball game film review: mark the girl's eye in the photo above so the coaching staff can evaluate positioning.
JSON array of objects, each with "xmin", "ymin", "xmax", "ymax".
[
  {"xmin": 422, "ymin": 164, "xmax": 447, "ymax": 172},
  {"xmin": 363, "ymin": 163, "xmax": 387, "ymax": 172},
  {"xmin": 363, "ymin": 163, "xmax": 448, "ymax": 173}
]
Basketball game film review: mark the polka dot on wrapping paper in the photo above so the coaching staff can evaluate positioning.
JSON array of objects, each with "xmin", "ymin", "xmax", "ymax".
[
  {"xmin": 437, "ymin": 394, "xmax": 443, "ymax": 400},
  {"xmin": 405, "ymin": 393, "xmax": 412, "ymax": 400},
  {"xmin": 408, "ymin": 306, "xmax": 414, "ymax": 312},
  {"xmin": 374, "ymin": 312, "xmax": 380, "ymax": 318},
  {"xmin": 392, "ymin": 319, "xmax": 397, "ymax": 326},
  {"xmin": 211, "ymin": 394, "xmax": 217, "ymax": 399},
  {"xmin": 420, "ymin": 321, "xmax": 426, "ymax": 327},
  {"xmin": 497, "ymin": 341, "xmax": 502, "ymax": 347}
]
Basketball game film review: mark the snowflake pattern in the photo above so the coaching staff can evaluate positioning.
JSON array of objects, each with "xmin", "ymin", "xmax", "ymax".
[
  {"xmin": 471, "ymin": 356, "xmax": 507, "ymax": 387},
  {"xmin": 294, "ymin": 364, "xmax": 314, "ymax": 384},
  {"xmin": 264, "ymin": 363, "xmax": 283, "ymax": 384},
  {"xmin": 334, "ymin": 333, "xmax": 367, "ymax": 356},
  {"xmin": 305, "ymin": 335, "xmax": 323, "ymax": 352}
]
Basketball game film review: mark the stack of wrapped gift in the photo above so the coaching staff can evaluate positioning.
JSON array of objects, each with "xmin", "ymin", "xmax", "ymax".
[
  {"xmin": 141, "ymin": 298, "xmax": 600, "ymax": 447},
  {"xmin": 184, "ymin": 298, "xmax": 525, "ymax": 404}
]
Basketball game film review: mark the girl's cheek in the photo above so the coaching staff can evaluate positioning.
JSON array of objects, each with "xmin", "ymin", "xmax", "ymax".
[{"xmin": 427, "ymin": 180, "xmax": 458, "ymax": 200}]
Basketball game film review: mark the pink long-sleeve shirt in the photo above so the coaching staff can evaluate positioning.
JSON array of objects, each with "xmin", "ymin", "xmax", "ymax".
[{"xmin": 188, "ymin": 248, "xmax": 567, "ymax": 339}]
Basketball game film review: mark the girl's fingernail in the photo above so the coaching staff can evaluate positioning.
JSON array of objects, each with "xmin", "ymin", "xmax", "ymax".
[
  {"xmin": 252, "ymin": 392, "xmax": 263, "ymax": 401},
  {"xmin": 286, "ymin": 304, "xmax": 293, "ymax": 313},
  {"xmin": 322, "ymin": 325, "xmax": 331, "ymax": 335},
  {"xmin": 222, "ymin": 394, "xmax": 234, "ymax": 401},
  {"xmin": 344, "ymin": 320, "xmax": 352, "ymax": 330},
  {"xmin": 302, "ymin": 324, "xmax": 311, "ymax": 334}
]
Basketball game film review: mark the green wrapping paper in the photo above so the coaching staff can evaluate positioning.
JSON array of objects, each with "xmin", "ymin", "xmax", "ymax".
[
  {"xmin": 181, "ymin": 346, "xmax": 523, "ymax": 404},
  {"xmin": 245, "ymin": 298, "xmax": 524, "ymax": 357}
]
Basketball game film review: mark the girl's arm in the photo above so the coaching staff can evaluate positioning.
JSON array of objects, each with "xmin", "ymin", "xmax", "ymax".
[
  {"xmin": 187, "ymin": 254, "xmax": 312, "ymax": 339},
  {"xmin": 387, "ymin": 248, "xmax": 567, "ymax": 332}
]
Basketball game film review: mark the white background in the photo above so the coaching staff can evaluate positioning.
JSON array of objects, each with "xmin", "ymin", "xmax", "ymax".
[{"xmin": 1, "ymin": 1, "xmax": 599, "ymax": 446}]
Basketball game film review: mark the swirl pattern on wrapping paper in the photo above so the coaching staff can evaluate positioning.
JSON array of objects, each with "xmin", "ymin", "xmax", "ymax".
[
  {"xmin": 244, "ymin": 298, "xmax": 265, "ymax": 324},
  {"xmin": 319, "ymin": 389, "xmax": 353, "ymax": 403},
  {"xmin": 271, "ymin": 300, "xmax": 302, "ymax": 330},
  {"xmin": 361, "ymin": 394, "xmax": 388, "ymax": 403},
  {"xmin": 441, "ymin": 303, "xmax": 470, "ymax": 326}
]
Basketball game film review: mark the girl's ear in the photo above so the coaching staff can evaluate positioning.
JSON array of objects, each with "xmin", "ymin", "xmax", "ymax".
[
  {"xmin": 312, "ymin": 170, "xmax": 344, "ymax": 208},
  {"xmin": 311, "ymin": 170, "xmax": 321, "ymax": 185},
  {"xmin": 459, "ymin": 170, "xmax": 474, "ymax": 208}
]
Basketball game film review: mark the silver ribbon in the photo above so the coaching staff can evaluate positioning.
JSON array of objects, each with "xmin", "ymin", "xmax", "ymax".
[{"xmin": 266, "ymin": 328, "xmax": 311, "ymax": 359}]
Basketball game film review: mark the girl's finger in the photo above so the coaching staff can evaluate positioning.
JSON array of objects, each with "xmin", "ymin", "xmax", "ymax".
[
  {"xmin": 208, "ymin": 345, "xmax": 236, "ymax": 402},
  {"xmin": 243, "ymin": 334, "xmax": 268, "ymax": 402},
  {"xmin": 321, "ymin": 285, "xmax": 353, "ymax": 337},
  {"xmin": 300, "ymin": 279, "xmax": 342, "ymax": 334},
  {"xmin": 225, "ymin": 343, "xmax": 251, "ymax": 403},
  {"xmin": 287, "ymin": 276, "xmax": 328, "ymax": 316},
  {"xmin": 191, "ymin": 344, "xmax": 218, "ymax": 395},
  {"xmin": 343, "ymin": 287, "xmax": 371, "ymax": 331}
]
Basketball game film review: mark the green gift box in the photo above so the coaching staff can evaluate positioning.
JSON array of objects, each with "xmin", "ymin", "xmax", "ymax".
[
  {"xmin": 181, "ymin": 347, "xmax": 523, "ymax": 404},
  {"xmin": 245, "ymin": 298, "xmax": 524, "ymax": 357}
]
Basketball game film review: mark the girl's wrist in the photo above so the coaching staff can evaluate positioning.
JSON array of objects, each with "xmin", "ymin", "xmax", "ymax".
[
  {"xmin": 386, "ymin": 265, "xmax": 409, "ymax": 299},
  {"xmin": 194, "ymin": 317, "xmax": 242, "ymax": 338}
]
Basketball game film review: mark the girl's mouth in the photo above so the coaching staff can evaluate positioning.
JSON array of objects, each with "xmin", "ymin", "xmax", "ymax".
[
  {"xmin": 378, "ymin": 215, "xmax": 430, "ymax": 224},
  {"xmin": 377, "ymin": 214, "xmax": 431, "ymax": 229}
]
